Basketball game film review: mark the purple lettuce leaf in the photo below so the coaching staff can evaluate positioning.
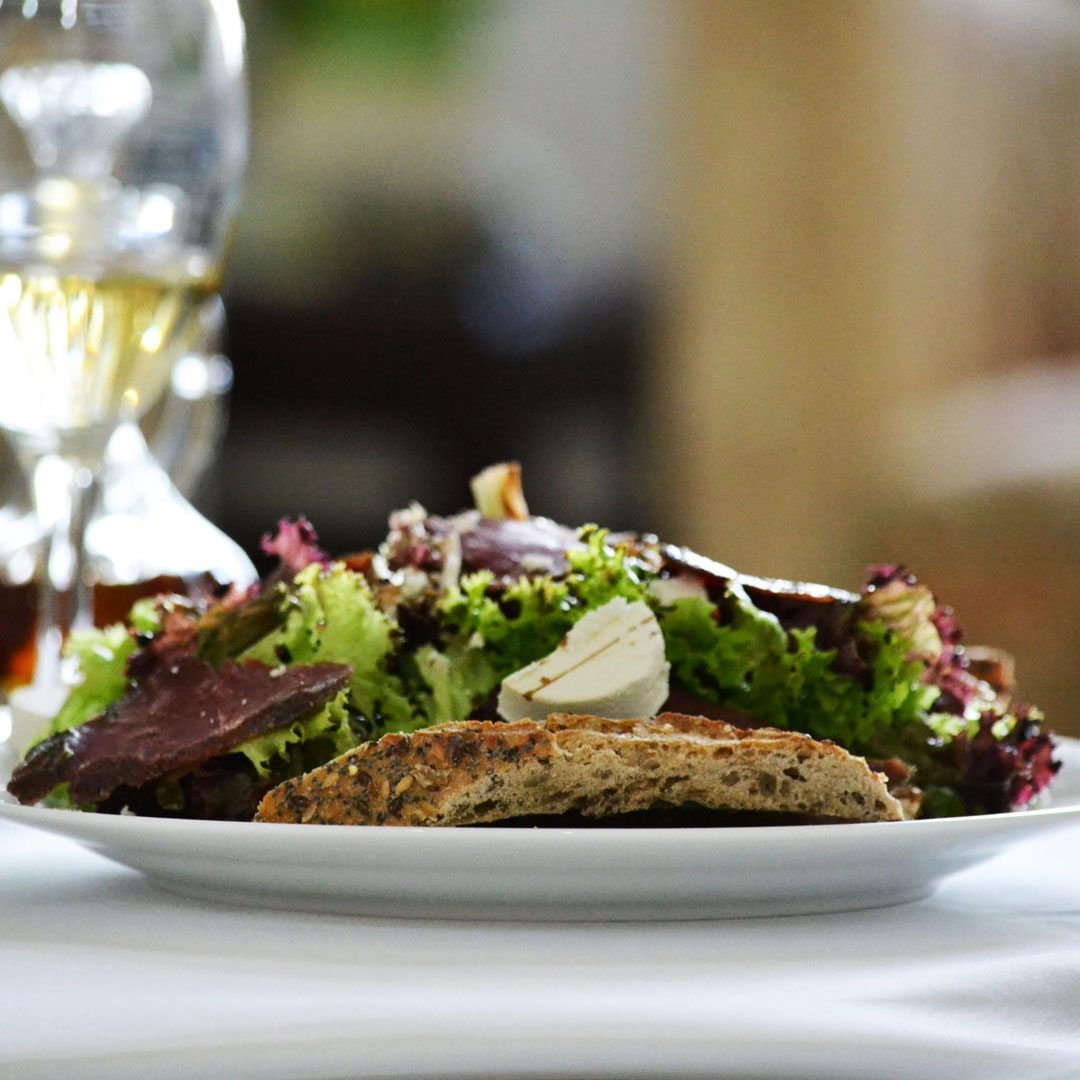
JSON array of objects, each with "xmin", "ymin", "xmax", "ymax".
[{"xmin": 260, "ymin": 517, "xmax": 330, "ymax": 576}]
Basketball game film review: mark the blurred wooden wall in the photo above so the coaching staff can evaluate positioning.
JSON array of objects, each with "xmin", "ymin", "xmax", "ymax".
[{"xmin": 650, "ymin": 0, "xmax": 1080, "ymax": 732}]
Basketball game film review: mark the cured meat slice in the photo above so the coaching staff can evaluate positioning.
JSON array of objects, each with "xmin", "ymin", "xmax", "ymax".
[{"xmin": 8, "ymin": 658, "xmax": 351, "ymax": 806}]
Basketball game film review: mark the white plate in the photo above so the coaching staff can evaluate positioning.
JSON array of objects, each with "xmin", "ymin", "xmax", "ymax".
[{"xmin": 2, "ymin": 718, "xmax": 1078, "ymax": 920}]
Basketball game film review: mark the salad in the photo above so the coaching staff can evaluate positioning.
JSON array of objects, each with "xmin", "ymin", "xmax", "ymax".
[{"xmin": 8, "ymin": 463, "xmax": 1059, "ymax": 820}]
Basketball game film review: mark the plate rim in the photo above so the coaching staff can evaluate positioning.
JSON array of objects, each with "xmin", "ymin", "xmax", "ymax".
[{"xmin": 3, "ymin": 734, "xmax": 1078, "ymax": 918}]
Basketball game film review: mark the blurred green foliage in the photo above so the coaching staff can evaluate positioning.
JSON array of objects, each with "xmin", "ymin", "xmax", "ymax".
[{"xmin": 260, "ymin": 0, "xmax": 479, "ymax": 78}]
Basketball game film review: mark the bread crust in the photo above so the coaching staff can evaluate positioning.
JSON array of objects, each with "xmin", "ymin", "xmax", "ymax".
[{"xmin": 255, "ymin": 712, "xmax": 904, "ymax": 826}]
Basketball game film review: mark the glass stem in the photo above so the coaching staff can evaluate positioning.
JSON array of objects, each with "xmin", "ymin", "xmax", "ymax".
[{"xmin": 29, "ymin": 452, "xmax": 97, "ymax": 687}]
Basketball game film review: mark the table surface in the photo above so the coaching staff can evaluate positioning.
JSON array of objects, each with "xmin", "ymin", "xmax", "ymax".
[{"xmin": 1, "ymin": 808, "xmax": 1079, "ymax": 1080}]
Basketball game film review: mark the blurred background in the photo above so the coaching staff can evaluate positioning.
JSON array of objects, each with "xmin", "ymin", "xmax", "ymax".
[{"xmin": 4, "ymin": 0, "xmax": 1080, "ymax": 733}]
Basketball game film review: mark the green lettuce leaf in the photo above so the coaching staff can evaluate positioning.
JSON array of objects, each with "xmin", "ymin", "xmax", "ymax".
[
  {"xmin": 858, "ymin": 577, "xmax": 942, "ymax": 659},
  {"xmin": 437, "ymin": 527, "xmax": 652, "ymax": 684},
  {"xmin": 657, "ymin": 589, "xmax": 937, "ymax": 757},
  {"xmin": 659, "ymin": 588, "xmax": 785, "ymax": 699},
  {"xmin": 231, "ymin": 690, "xmax": 357, "ymax": 778},
  {"xmin": 241, "ymin": 563, "xmax": 417, "ymax": 733},
  {"xmin": 39, "ymin": 783, "xmax": 93, "ymax": 812},
  {"xmin": 406, "ymin": 642, "xmax": 500, "ymax": 729},
  {"xmin": 37, "ymin": 624, "xmax": 136, "ymax": 747},
  {"xmin": 564, "ymin": 526, "xmax": 653, "ymax": 610},
  {"xmin": 29, "ymin": 599, "xmax": 167, "ymax": 749},
  {"xmin": 736, "ymin": 621, "xmax": 938, "ymax": 753}
]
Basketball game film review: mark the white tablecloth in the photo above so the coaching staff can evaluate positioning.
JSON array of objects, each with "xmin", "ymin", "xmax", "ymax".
[{"xmin": 1, "ymin": 814, "xmax": 1079, "ymax": 1080}]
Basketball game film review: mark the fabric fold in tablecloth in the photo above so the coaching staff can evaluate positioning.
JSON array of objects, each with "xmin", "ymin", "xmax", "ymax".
[{"xmin": 1, "ymin": 817, "xmax": 1079, "ymax": 1079}]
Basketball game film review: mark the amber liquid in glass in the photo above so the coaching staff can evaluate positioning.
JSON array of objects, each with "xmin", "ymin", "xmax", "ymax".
[{"xmin": 0, "ymin": 574, "xmax": 219, "ymax": 695}]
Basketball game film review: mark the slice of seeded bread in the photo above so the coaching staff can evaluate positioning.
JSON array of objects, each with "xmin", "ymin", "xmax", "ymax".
[{"xmin": 255, "ymin": 712, "xmax": 905, "ymax": 825}]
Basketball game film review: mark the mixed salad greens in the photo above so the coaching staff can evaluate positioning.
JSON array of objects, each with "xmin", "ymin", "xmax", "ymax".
[{"xmin": 15, "ymin": 465, "xmax": 1059, "ymax": 819}]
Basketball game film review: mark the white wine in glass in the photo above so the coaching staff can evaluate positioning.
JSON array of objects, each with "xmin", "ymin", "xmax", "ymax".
[
  {"xmin": 0, "ymin": 2, "xmax": 247, "ymax": 685},
  {"xmin": 0, "ymin": 261, "xmax": 220, "ymax": 435}
]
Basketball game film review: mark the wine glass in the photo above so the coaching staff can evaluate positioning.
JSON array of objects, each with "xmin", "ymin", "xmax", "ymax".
[
  {"xmin": 84, "ymin": 297, "xmax": 256, "ymax": 601},
  {"xmin": 0, "ymin": 0, "xmax": 247, "ymax": 686},
  {"xmin": 0, "ymin": 326, "xmax": 257, "ymax": 701}
]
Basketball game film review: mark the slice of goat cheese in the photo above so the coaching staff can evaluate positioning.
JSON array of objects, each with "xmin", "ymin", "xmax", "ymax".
[{"xmin": 497, "ymin": 598, "xmax": 670, "ymax": 723}]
